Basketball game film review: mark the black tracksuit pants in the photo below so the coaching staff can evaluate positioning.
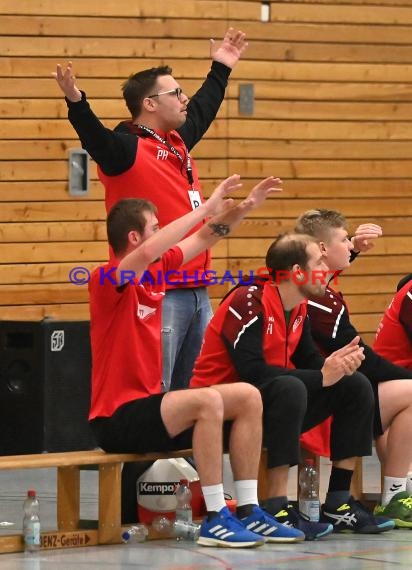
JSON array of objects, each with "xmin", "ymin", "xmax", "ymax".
[{"xmin": 260, "ymin": 372, "xmax": 374, "ymax": 469}]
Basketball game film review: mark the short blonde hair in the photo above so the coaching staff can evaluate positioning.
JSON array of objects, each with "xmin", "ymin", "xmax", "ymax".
[{"xmin": 295, "ymin": 209, "xmax": 347, "ymax": 242}]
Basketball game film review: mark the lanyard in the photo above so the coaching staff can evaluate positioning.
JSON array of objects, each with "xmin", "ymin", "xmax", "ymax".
[{"xmin": 137, "ymin": 124, "xmax": 194, "ymax": 187}]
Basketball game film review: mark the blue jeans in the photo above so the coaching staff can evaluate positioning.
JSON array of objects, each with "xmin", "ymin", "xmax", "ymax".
[{"xmin": 161, "ymin": 287, "xmax": 213, "ymax": 392}]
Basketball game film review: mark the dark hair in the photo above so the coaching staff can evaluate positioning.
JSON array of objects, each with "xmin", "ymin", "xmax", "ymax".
[
  {"xmin": 265, "ymin": 233, "xmax": 317, "ymax": 273},
  {"xmin": 107, "ymin": 198, "xmax": 157, "ymax": 256},
  {"xmin": 295, "ymin": 209, "xmax": 347, "ymax": 242},
  {"xmin": 122, "ymin": 65, "xmax": 173, "ymax": 119},
  {"xmin": 397, "ymin": 273, "xmax": 412, "ymax": 292}
]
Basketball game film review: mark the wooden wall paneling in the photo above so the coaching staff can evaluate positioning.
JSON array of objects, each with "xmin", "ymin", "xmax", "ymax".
[
  {"xmin": 201, "ymin": 179, "xmax": 412, "ymax": 199},
  {"xmin": 4, "ymin": 15, "xmax": 412, "ymax": 46},
  {"xmin": 227, "ymin": 140, "xmax": 412, "ymax": 160},
  {"xmin": 0, "ymin": 181, "xmax": 105, "ymax": 202},
  {"xmin": 269, "ymin": 2, "xmax": 412, "ymax": 25},
  {"xmin": 0, "ymin": 221, "xmax": 106, "ymax": 243},
  {"xmin": 0, "ymin": 262, "xmax": 101, "ymax": 285},
  {"xmin": 6, "ymin": 36, "xmax": 412, "ymax": 65},
  {"xmin": 0, "ymin": 1, "xmax": 259, "ymax": 20},
  {"xmin": 0, "ymin": 303, "xmax": 90, "ymax": 321},
  {"xmin": 273, "ymin": 1, "xmax": 412, "ymax": 6}
]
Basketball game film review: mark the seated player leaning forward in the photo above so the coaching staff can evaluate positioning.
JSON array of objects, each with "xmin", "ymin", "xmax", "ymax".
[
  {"xmin": 295, "ymin": 209, "xmax": 412, "ymax": 528},
  {"xmin": 88, "ymin": 174, "xmax": 305, "ymax": 548},
  {"xmin": 191, "ymin": 232, "xmax": 395, "ymax": 540}
]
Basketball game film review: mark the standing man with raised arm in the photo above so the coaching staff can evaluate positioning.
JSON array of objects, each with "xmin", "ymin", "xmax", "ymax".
[{"xmin": 53, "ymin": 27, "xmax": 248, "ymax": 392}]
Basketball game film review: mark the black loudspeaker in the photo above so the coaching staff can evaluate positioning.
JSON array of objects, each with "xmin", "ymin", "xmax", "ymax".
[{"xmin": 0, "ymin": 319, "xmax": 97, "ymax": 455}]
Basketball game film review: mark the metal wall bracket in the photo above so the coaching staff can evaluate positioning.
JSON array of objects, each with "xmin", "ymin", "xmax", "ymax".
[
  {"xmin": 239, "ymin": 84, "xmax": 254, "ymax": 116},
  {"xmin": 68, "ymin": 149, "xmax": 90, "ymax": 196}
]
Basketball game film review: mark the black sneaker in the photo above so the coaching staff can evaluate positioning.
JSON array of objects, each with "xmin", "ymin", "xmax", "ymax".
[
  {"xmin": 321, "ymin": 496, "xmax": 395, "ymax": 534},
  {"xmin": 272, "ymin": 503, "xmax": 333, "ymax": 541}
]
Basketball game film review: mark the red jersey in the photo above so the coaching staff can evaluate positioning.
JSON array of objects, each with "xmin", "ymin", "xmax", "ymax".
[
  {"xmin": 88, "ymin": 246, "xmax": 183, "ymax": 419},
  {"xmin": 98, "ymin": 130, "xmax": 210, "ymax": 288},
  {"xmin": 373, "ymin": 280, "xmax": 412, "ymax": 369},
  {"xmin": 191, "ymin": 282, "xmax": 308, "ymax": 387},
  {"xmin": 303, "ymin": 284, "xmax": 412, "ymax": 456}
]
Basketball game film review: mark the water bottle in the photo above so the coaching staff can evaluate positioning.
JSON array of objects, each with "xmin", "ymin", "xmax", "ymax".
[
  {"xmin": 175, "ymin": 479, "xmax": 192, "ymax": 523},
  {"xmin": 23, "ymin": 489, "xmax": 41, "ymax": 552},
  {"xmin": 121, "ymin": 523, "xmax": 149, "ymax": 543},
  {"xmin": 172, "ymin": 519, "xmax": 201, "ymax": 541},
  {"xmin": 298, "ymin": 459, "xmax": 320, "ymax": 522},
  {"xmin": 152, "ymin": 515, "xmax": 201, "ymax": 541},
  {"xmin": 152, "ymin": 515, "xmax": 173, "ymax": 537}
]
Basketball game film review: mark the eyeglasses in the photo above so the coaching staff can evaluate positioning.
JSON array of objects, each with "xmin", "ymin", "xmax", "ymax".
[{"xmin": 147, "ymin": 87, "xmax": 184, "ymax": 100}]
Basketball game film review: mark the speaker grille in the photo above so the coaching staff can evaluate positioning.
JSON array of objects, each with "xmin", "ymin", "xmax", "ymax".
[{"xmin": 0, "ymin": 320, "xmax": 96, "ymax": 455}]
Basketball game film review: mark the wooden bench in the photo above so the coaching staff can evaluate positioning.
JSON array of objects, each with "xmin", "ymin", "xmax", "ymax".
[
  {"xmin": 0, "ymin": 447, "xmax": 378, "ymax": 555},
  {"xmin": 0, "ymin": 448, "xmax": 194, "ymax": 554}
]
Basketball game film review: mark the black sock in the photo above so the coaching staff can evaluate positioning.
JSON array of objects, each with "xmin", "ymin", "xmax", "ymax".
[
  {"xmin": 325, "ymin": 466, "xmax": 353, "ymax": 509},
  {"xmin": 262, "ymin": 496, "xmax": 288, "ymax": 516},
  {"xmin": 236, "ymin": 504, "xmax": 255, "ymax": 519},
  {"xmin": 207, "ymin": 511, "xmax": 219, "ymax": 522}
]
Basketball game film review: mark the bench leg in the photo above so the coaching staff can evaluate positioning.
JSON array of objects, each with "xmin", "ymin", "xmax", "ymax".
[
  {"xmin": 57, "ymin": 466, "xmax": 80, "ymax": 530},
  {"xmin": 98, "ymin": 462, "xmax": 122, "ymax": 544}
]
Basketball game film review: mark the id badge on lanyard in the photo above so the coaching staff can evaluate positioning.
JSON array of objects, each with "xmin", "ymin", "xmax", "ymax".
[{"xmin": 188, "ymin": 189, "xmax": 202, "ymax": 210}]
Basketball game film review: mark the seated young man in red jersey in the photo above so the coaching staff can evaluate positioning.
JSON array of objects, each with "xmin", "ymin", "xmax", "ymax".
[
  {"xmin": 295, "ymin": 210, "xmax": 412, "ymax": 528},
  {"xmin": 88, "ymin": 174, "xmax": 306, "ymax": 548},
  {"xmin": 373, "ymin": 273, "xmax": 412, "ymax": 370},
  {"xmin": 191, "ymin": 233, "xmax": 394, "ymax": 540}
]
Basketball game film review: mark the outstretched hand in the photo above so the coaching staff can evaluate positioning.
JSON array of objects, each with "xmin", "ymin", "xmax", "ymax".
[
  {"xmin": 52, "ymin": 61, "xmax": 82, "ymax": 103},
  {"xmin": 204, "ymin": 174, "xmax": 243, "ymax": 216},
  {"xmin": 240, "ymin": 177, "xmax": 283, "ymax": 211},
  {"xmin": 206, "ymin": 175, "xmax": 283, "ymax": 234},
  {"xmin": 205, "ymin": 175, "xmax": 282, "ymax": 220},
  {"xmin": 210, "ymin": 27, "xmax": 248, "ymax": 69},
  {"xmin": 351, "ymin": 223, "xmax": 382, "ymax": 253}
]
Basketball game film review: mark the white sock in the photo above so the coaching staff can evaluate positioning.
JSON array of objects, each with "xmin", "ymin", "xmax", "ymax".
[
  {"xmin": 381, "ymin": 476, "xmax": 407, "ymax": 506},
  {"xmin": 406, "ymin": 472, "xmax": 412, "ymax": 495},
  {"xmin": 201, "ymin": 483, "xmax": 226, "ymax": 513},
  {"xmin": 233, "ymin": 480, "xmax": 258, "ymax": 508}
]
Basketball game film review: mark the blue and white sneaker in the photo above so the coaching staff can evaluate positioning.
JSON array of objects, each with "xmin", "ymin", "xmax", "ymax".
[
  {"xmin": 239, "ymin": 505, "xmax": 305, "ymax": 543},
  {"xmin": 197, "ymin": 507, "xmax": 265, "ymax": 548}
]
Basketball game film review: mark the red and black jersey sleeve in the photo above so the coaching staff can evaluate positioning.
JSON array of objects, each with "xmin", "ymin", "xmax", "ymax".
[
  {"xmin": 308, "ymin": 289, "xmax": 412, "ymax": 383},
  {"xmin": 399, "ymin": 287, "xmax": 412, "ymax": 342},
  {"xmin": 222, "ymin": 286, "xmax": 323, "ymax": 391}
]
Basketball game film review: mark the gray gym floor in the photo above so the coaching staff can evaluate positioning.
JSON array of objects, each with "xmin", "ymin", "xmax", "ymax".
[{"xmin": 0, "ymin": 452, "xmax": 411, "ymax": 569}]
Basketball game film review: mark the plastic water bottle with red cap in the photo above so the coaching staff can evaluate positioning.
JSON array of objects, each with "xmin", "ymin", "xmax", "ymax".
[
  {"xmin": 23, "ymin": 489, "xmax": 41, "ymax": 552},
  {"xmin": 298, "ymin": 459, "xmax": 320, "ymax": 522}
]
